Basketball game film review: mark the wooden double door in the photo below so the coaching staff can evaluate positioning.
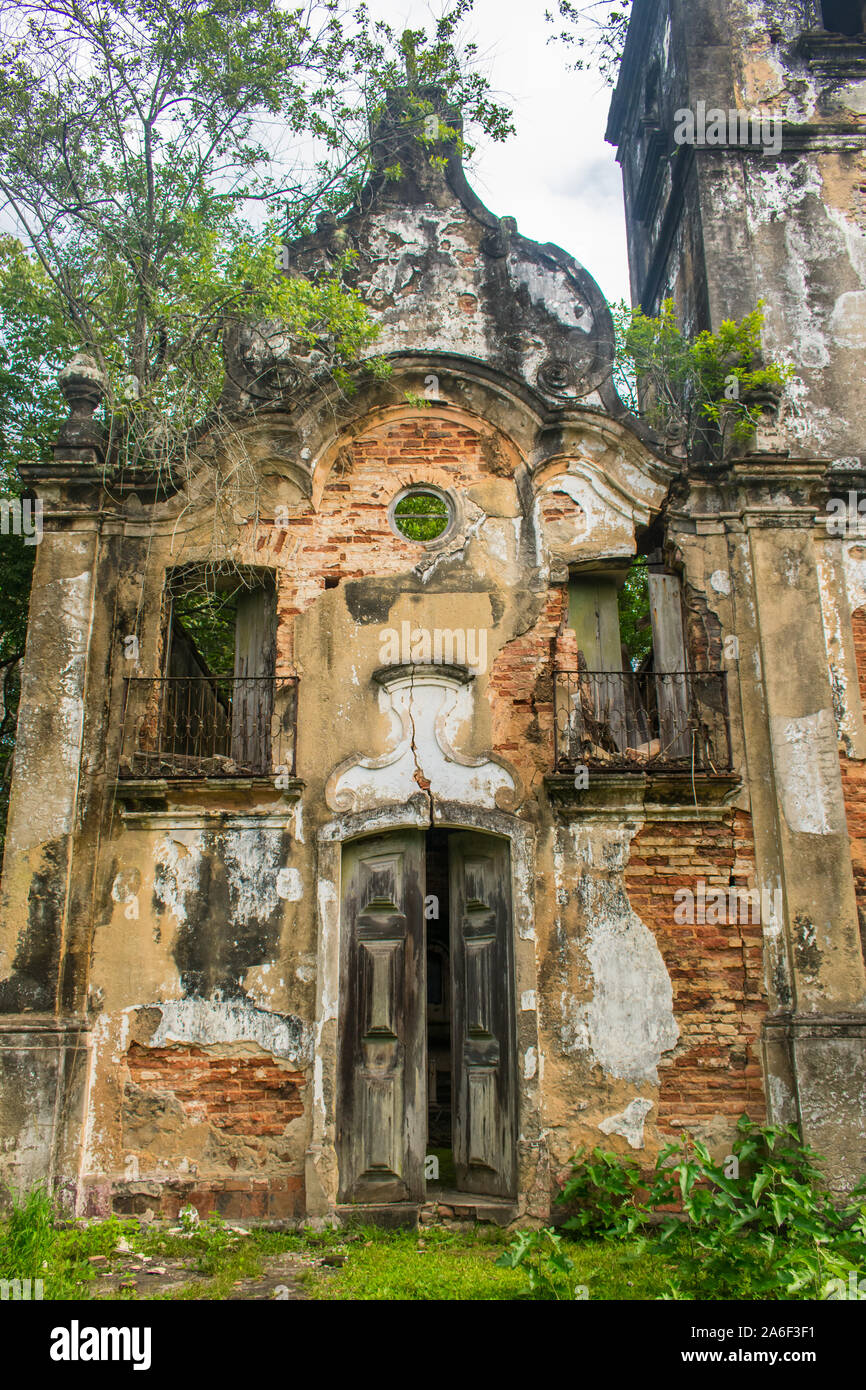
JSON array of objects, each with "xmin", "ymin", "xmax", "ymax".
[{"xmin": 337, "ymin": 830, "xmax": 517, "ymax": 1204}]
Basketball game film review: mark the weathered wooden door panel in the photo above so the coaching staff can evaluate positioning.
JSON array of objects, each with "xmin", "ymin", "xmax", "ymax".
[
  {"xmin": 338, "ymin": 833, "xmax": 426, "ymax": 1203},
  {"xmin": 450, "ymin": 833, "xmax": 516, "ymax": 1197},
  {"xmin": 648, "ymin": 571, "xmax": 690, "ymax": 759},
  {"xmin": 232, "ymin": 585, "xmax": 275, "ymax": 770}
]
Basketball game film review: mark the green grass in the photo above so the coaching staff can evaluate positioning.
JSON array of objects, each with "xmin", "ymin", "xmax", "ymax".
[
  {"xmin": 304, "ymin": 1226, "xmax": 522, "ymax": 1300},
  {"xmin": 0, "ymin": 1191, "xmax": 676, "ymax": 1301},
  {"xmin": 0, "ymin": 1187, "xmax": 143, "ymax": 1299},
  {"xmin": 0, "ymin": 1187, "xmax": 293, "ymax": 1301},
  {"xmin": 0, "ymin": 1186, "xmax": 791, "ymax": 1301},
  {"xmin": 302, "ymin": 1224, "xmax": 671, "ymax": 1301}
]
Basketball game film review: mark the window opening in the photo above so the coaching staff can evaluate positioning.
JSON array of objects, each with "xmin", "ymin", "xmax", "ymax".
[{"xmin": 390, "ymin": 488, "xmax": 453, "ymax": 543}]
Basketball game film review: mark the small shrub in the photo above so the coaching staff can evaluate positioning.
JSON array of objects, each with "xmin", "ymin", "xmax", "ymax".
[
  {"xmin": 178, "ymin": 1204, "xmax": 200, "ymax": 1234},
  {"xmin": 557, "ymin": 1146, "xmax": 645, "ymax": 1238},
  {"xmin": 650, "ymin": 1118, "xmax": 866, "ymax": 1299},
  {"xmin": 495, "ymin": 1227, "xmax": 582, "ymax": 1300},
  {"xmin": 192, "ymin": 1212, "xmax": 241, "ymax": 1274},
  {"xmin": 611, "ymin": 298, "xmax": 795, "ymax": 455},
  {"xmin": 554, "ymin": 1116, "xmax": 866, "ymax": 1301}
]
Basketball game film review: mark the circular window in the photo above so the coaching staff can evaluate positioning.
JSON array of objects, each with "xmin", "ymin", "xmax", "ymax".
[{"xmin": 389, "ymin": 487, "xmax": 454, "ymax": 543}]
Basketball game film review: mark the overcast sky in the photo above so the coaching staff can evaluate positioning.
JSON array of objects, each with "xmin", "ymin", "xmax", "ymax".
[{"xmin": 374, "ymin": 0, "xmax": 632, "ymax": 305}]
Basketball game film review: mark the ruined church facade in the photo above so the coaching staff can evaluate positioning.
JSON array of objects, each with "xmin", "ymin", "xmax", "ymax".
[{"xmin": 0, "ymin": 0, "xmax": 864, "ymax": 1222}]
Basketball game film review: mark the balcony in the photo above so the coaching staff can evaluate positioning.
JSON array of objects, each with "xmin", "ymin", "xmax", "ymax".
[
  {"xmin": 119, "ymin": 676, "xmax": 298, "ymax": 779},
  {"xmin": 553, "ymin": 670, "xmax": 732, "ymax": 774}
]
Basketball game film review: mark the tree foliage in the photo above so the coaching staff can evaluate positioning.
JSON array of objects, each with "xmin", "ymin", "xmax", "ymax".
[
  {"xmin": 0, "ymin": 0, "xmax": 512, "ymax": 472},
  {"xmin": 618, "ymin": 556, "xmax": 652, "ymax": 668},
  {"xmin": 612, "ymin": 298, "xmax": 795, "ymax": 455},
  {"xmin": 545, "ymin": 1, "xmax": 633, "ymax": 86}
]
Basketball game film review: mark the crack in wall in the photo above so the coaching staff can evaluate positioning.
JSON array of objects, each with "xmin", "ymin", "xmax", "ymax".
[{"xmin": 406, "ymin": 668, "xmax": 434, "ymax": 825}]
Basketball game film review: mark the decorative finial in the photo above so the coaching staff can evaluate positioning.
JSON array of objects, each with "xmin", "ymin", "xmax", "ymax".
[{"xmin": 55, "ymin": 352, "xmax": 107, "ymax": 461}]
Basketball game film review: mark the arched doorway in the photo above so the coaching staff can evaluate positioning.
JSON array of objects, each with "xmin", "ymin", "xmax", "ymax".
[{"xmin": 336, "ymin": 827, "xmax": 517, "ymax": 1205}]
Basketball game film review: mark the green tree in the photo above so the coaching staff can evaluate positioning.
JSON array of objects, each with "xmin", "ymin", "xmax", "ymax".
[{"xmin": 618, "ymin": 556, "xmax": 652, "ymax": 668}]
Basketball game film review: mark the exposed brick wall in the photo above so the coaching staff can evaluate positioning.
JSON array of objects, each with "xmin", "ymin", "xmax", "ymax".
[
  {"xmin": 126, "ymin": 1043, "xmax": 304, "ymax": 1138},
  {"xmin": 86, "ymin": 1175, "xmax": 305, "ymax": 1221},
  {"xmin": 839, "ymin": 607, "xmax": 866, "ymax": 960},
  {"xmin": 248, "ymin": 417, "xmax": 497, "ymax": 672},
  {"xmin": 245, "ymin": 413, "xmax": 572, "ymax": 784},
  {"xmin": 538, "ymin": 489, "xmax": 586, "ymax": 532},
  {"xmin": 488, "ymin": 588, "xmax": 564, "ymax": 785},
  {"xmin": 625, "ymin": 810, "xmax": 767, "ymax": 1132}
]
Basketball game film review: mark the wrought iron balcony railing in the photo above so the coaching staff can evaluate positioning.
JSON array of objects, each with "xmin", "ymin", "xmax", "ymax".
[
  {"xmin": 119, "ymin": 676, "xmax": 298, "ymax": 779},
  {"xmin": 553, "ymin": 670, "xmax": 732, "ymax": 774}
]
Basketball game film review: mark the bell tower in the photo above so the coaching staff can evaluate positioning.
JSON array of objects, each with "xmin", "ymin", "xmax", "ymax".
[{"xmin": 608, "ymin": 0, "xmax": 866, "ymax": 1187}]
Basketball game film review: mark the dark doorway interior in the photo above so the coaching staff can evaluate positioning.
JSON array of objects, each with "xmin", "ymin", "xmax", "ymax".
[
  {"xmin": 425, "ymin": 829, "xmax": 455, "ymax": 1189},
  {"xmin": 422, "ymin": 827, "xmax": 517, "ymax": 1199},
  {"xmin": 821, "ymin": 1, "xmax": 865, "ymax": 36}
]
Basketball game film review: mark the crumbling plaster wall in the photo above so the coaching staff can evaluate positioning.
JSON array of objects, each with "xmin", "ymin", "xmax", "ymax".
[
  {"xmin": 612, "ymin": 0, "xmax": 866, "ymax": 463},
  {"xmin": 537, "ymin": 803, "xmax": 766, "ymax": 1182},
  {"xmin": 77, "ymin": 812, "xmax": 315, "ymax": 1215},
  {"xmin": 1, "ymin": 39, "xmax": 797, "ymax": 1204},
  {"xmin": 52, "ymin": 385, "xmax": 764, "ymax": 1213},
  {"xmin": 609, "ymin": 2, "xmax": 866, "ymax": 1187},
  {"xmin": 716, "ymin": 7, "xmax": 866, "ymax": 463}
]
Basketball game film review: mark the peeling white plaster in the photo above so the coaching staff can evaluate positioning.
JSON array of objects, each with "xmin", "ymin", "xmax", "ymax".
[
  {"xmin": 153, "ymin": 833, "xmax": 205, "ymax": 925},
  {"xmin": 480, "ymin": 515, "xmax": 522, "ymax": 571},
  {"xmin": 815, "ymin": 545, "xmax": 863, "ymax": 751},
  {"xmin": 558, "ymin": 823, "xmax": 679, "ymax": 1085},
  {"xmin": 838, "ymin": 79, "xmax": 866, "ymax": 115},
  {"xmin": 767, "ymin": 1074, "xmax": 795, "ymax": 1127},
  {"xmin": 844, "ymin": 542, "xmax": 866, "ymax": 616},
  {"xmin": 510, "ymin": 254, "xmax": 592, "ymax": 332},
  {"xmin": 769, "ymin": 708, "xmax": 845, "ymax": 836},
  {"xmin": 746, "ymin": 158, "xmax": 823, "ymax": 228},
  {"xmin": 276, "ymin": 867, "xmax": 303, "ymax": 901},
  {"xmin": 316, "ymin": 879, "xmax": 339, "ymax": 1028},
  {"xmin": 761, "ymin": 872, "xmax": 785, "ymax": 939},
  {"xmin": 710, "ymin": 569, "xmax": 731, "ymax": 596},
  {"xmin": 598, "ymin": 1098, "xmax": 654, "ymax": 1150},
  {"xmin": 313, "ymin": 1052, "xmax": 326, "ymax": 1117},
  {"xmin": 829, "ymin": 291, "xmax": 866, "ymax": 351},
  {"xmin": 144, "ymin": 996, "xmax": 313, "ymax": 1065},
  {"xmin": 222, "ymin": 830, "xmax": 284, "ymax": 924},
  {"xmin": 826, "ymin": 203, "xmax": 866, "ymax": 289},
  {"xmin": 524, "ymin": 1047, "xmax": 538, "ymax": 1081}
]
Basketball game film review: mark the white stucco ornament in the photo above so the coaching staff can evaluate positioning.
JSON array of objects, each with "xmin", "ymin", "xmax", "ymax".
[{"xmin": 325, "ymin": 666, "xmax": 520, "ymax": 814}]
